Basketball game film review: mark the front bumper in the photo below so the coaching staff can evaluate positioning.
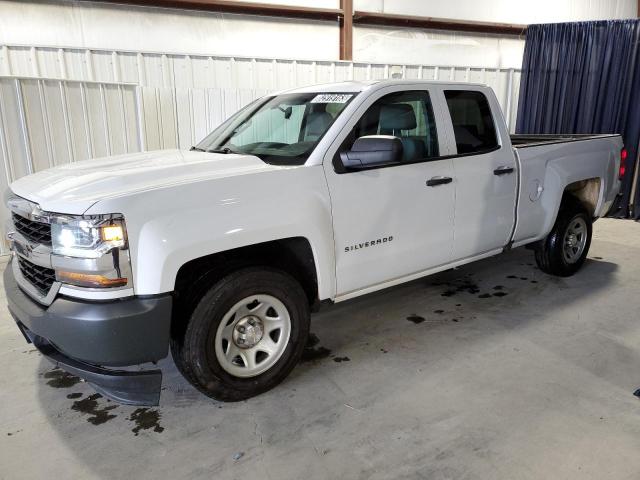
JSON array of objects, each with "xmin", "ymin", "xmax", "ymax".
[{"xmin": 4, "ymin": 261, "xmax": 173, "ymax": 405}]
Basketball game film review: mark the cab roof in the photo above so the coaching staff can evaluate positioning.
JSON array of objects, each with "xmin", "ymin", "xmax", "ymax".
[{"xmin": 276, "ymin": 79, "xmax": 487, "ymax": 95}]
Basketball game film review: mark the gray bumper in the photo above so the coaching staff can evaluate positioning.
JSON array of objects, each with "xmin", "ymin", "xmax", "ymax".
[
  {"xmin": 4, "ymin": 261, "xmax": 173, "ymax": 405},
  {"xmin": 4, "ymin": 261, "xmax": 172, "ymax": 366}
]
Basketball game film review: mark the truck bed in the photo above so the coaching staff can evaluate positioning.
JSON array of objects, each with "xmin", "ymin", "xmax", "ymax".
[
  {"xmin": 510, "ymin": 134, "xmax": 620, "ymax": 148},
  {"xmin": 510, "ymin": 132, "xmax": 622, "ymax": 248}
]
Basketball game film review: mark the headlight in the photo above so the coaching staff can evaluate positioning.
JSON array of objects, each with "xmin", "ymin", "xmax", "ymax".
[
  {"xmin": 51, "ymin": 216, "xmax": 126, "ymax": 258},
  {"xmin": 50, "ymin": 214, "xmax": 131, "ymax": 289}
]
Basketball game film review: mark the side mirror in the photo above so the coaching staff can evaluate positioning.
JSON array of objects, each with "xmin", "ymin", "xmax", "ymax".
[{"xmin": 339, "ymin": 135, "xmax": 403, "ymax": 170}]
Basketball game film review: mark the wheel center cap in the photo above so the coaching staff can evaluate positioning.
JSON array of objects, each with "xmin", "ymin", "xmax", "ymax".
[
  {"xmin": 233, "ymin": 316, "xmax": 264, "ymax": 349},
  {"xmin": 567, "ymin": 234, "xmax": 577, "ymax": 247}
]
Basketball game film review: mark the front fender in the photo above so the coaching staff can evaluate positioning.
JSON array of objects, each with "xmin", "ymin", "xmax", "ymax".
[{"xmin": 85, "ymin": 166, "xmax": 336, "ymax": 300}]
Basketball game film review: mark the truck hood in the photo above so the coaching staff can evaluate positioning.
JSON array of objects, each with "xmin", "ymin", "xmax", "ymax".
[{"xmin": 10, "ymin": 149, "xmax": 278, "ymax": 214}]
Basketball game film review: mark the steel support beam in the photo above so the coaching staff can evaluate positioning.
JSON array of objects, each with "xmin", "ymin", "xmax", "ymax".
[
  {"xmin": 339, "ymin": 0, "xmax": 353, "ymax": 60},
  {"xmin": 91, "ymin": 0, "xmax": 342, "ymax": 21}
]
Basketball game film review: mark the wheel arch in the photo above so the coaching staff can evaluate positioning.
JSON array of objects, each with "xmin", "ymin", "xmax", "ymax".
[
  {"xmin": 563, "ymin": 177, "xmax": 602, "ymax": 218},
  {"xmin": 170, "ymin": 237, "xmax": 320, "ymax": 339},
  {"xmin": 540, "ymin": 174, "xmax": 602, "ymax": 240}
]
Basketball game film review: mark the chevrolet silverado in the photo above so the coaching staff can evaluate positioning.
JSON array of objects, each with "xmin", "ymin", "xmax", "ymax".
[{"xmin": 3, "ymin": 80, "xmax": 624, "ymax": 405}]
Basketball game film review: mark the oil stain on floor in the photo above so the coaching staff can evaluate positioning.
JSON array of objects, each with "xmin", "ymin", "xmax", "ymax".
[
  {"xmin": 333, "ymin": 356, "xmax": 350, "ymax": 363},
  {"xmin": 406, "ymin": 314, "xmax": 426, "ymax": 324},
  {"xmin": 71, "ymin": 394, "xmax": 118, "ymax": 426},
  {"xmin": 301, "ymin": 332, "xmax": 332, "ymax": 361},
  {"xmin": 407, "ymin": 268, "xmax": 535, "ymax": 325},
  {"xmin": 43, "ymin": 368, "xmax": 82, "ymax": 388},
  {"xmin": 129, "ymin": 408, "xmax": 164, "ymax": 436},
  {"xmin": 42, "ymin": 363, "xmax": 167, "ymax": 435}
]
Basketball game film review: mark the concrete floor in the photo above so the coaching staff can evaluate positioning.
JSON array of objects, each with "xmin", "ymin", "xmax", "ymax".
[{"xmin": 2, "ymin": 218, "xmax": 640, "ymax": 479}]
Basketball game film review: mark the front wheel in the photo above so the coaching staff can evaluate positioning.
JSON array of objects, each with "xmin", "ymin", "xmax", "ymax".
[
  {"xmin": 172, "ymin": 267, "xmax": 310, "ymax": 401},
  {"xmin": 534, "ymin": 197, "xmax": 592, "ymax": 277}
]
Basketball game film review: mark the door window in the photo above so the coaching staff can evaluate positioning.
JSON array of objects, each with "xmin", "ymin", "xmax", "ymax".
[
  {"xmin": 338, "ymin": 90, "xmax": 439, "ymax": 166},
  {"xmin": 444, "ymin": 90, "xmax": 498, "ymax": 155}
]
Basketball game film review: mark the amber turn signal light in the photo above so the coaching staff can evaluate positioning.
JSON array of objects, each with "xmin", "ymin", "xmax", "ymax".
[
  {"xmin": 57, "ymin": 271, "xmax": 128, "ymax": 288},
  {"xmin": 101, "ymin": 224, "xmax": 125, "ymax": 242}
]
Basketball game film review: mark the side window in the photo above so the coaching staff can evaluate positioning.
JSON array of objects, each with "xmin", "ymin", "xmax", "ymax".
[
  {"xmin": 444, "ymin": 90, "xmax": 498, "ymax": 155},
  {"xmin": 338, "ymin": 90, "xmax": 439, "ymax": 165}
]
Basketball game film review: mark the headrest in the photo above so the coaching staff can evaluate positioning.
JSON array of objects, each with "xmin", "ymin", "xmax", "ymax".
[
  {"xmin": 379, "ymin": 104, "xmax": 417, "ymax": 131},
  {"xmin": 304, "ymin": 111, "xmax": 333, "ymax": 140}
]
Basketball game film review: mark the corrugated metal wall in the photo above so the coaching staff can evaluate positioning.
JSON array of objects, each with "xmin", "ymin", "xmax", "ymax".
[
  {"xmin": 0, "ymin": 76, "xmax": 143, "ymax": 254},
  {"xmin": 0, "ymin": 44, "xmax": 521, "ymax": 254}
]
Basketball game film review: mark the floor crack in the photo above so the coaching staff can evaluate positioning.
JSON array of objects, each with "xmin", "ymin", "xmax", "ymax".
[{"xmin": 253, "ymin": 416, "xmax": 263, "ymax": 445}]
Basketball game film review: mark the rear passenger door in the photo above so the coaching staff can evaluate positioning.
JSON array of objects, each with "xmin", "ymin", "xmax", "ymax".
[{"xmin": 442, "ymin": 89, "xmax": 517, "ymax": 260}]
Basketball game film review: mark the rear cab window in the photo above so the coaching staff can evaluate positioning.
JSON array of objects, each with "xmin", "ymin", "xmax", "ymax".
[{"xmin": 444, "ymin": 90, "xmax": 499, "ymax": 155}]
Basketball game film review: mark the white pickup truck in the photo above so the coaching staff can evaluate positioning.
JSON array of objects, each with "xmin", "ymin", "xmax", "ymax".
[{"xmin": 4, "ymin": 80, "xmax": 624, "ymax": 405}]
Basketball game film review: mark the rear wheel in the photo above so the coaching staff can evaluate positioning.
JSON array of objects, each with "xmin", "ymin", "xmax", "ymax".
[
  {"xmin": 171, "ymin": 267, "xmax": 310, "ymax": 401},
  {"xmin": 534, "ymin": 196, "xmax": 592, "ymax": 277}
]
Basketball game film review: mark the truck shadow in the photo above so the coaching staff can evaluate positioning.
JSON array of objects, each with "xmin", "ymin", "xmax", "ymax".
[
  {"xmin": 31, "ymin": 247, "xmax": 621, "ymax": 478},
  {"xmin": 303, "ymin": 249, "xmax": 618, "ymax": 353}
]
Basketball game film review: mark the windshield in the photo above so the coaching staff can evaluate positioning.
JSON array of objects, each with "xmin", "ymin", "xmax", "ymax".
[{"xmin": 195, "ymin": 92, "xmax": 356, "ymax": 165}]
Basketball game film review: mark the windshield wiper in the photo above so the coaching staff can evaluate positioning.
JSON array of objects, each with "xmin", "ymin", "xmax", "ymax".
[
  {"xmin": 206, "ymin": 147, "xmax": 237, "ymax": 154},
  {"xmin": 190, "ymin": 146, "xmax": 205, "ymax": 152}
]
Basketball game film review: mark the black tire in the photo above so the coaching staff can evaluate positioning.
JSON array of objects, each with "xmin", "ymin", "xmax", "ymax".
[
  {"xmin": 171, "ymin": 267, "xmax": 310, "ymax": 402},
  {"xmin": 534, "ymin": 195, "xmax": 592, "ymax": 277}
]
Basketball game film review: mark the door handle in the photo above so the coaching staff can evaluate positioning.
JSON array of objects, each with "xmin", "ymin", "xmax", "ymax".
[
  {"xmin": 493, "ymin": 166, "xmax": 514, "ymax": 176},
  {"xmin": 426, "ymin": 176, "xmax": 453, "ymax": 187}
]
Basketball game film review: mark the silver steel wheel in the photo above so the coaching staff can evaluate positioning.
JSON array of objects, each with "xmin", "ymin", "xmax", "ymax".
[
  {"xmin": 562, "ymin": 216, "xmax": 588, "ymax": 264},
  {"xmin": 214, "ymin": 294, "xmax": 291, "ymax": 378}
]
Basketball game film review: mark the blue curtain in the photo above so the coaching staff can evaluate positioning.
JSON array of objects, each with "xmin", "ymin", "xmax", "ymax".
[{"xmin": 516, "ymin": 20, "xmax": 640, "ymax": 218}]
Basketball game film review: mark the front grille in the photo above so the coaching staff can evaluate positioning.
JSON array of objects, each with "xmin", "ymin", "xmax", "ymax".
[
  {"xmin": 12, "ymin": 213, "xmax": 52, "ymax": 245},
  {"xmin": 17, "ymin": 256, "xmax": 56, "ymax": 296}
]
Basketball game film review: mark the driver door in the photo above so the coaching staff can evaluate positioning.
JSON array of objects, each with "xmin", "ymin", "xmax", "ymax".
[{"xmin": 323, "ymin": 86, "xmax": 456, "ymax": 299}]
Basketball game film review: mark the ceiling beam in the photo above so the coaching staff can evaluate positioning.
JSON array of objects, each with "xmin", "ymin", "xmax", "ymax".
[
  {"xmin": 91, "ymin": 0, "xmax": 342, "ymax": 21},
  {"xmin": 81, "ymin": 1, "xmax": 528, "ymax": 60},
  {"xmin": 353, "ymin": 11, "xmax": 526, "ymax": 36}
]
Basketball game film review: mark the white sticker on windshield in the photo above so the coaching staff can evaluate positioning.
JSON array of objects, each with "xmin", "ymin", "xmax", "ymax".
[{"xmin": 311, "ymin": 94, "xmax": 353, "ymax": 104}]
